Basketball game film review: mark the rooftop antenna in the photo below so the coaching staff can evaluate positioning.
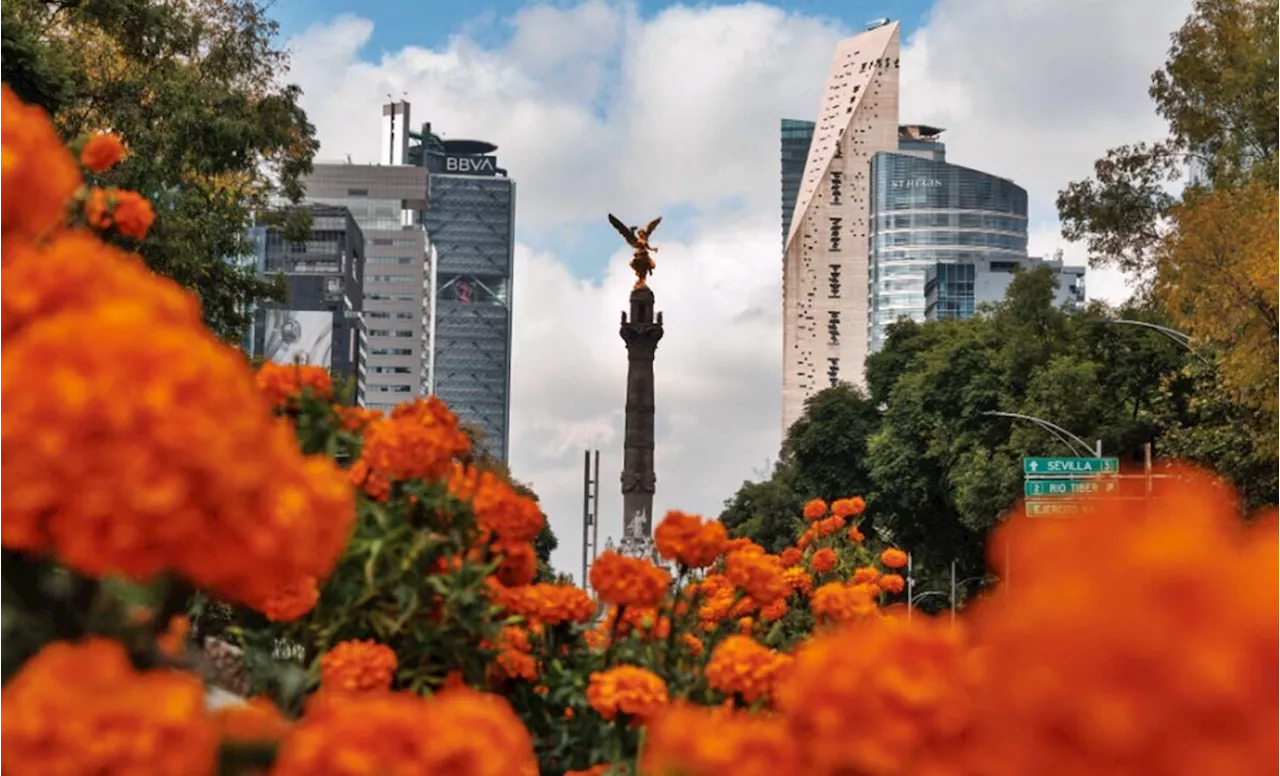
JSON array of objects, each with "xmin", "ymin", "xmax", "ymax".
[{"xmin": 346, "ymin": 154, "xmax": 352, "ymax": 164}]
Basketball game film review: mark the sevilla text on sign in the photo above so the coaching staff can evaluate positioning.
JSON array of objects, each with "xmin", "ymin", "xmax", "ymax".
[{"xmin": 1022, "ymin": 457, "xmax": 1120, "ymax": 476}]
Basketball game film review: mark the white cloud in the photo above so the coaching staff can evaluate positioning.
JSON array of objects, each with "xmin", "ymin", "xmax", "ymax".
[{"xmin": 285, "ymin": 0, "xmax": 1186, "ymax": 579}]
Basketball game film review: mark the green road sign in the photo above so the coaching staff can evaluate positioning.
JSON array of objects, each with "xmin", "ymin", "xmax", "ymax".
[
  {"xmin": 1024, "ymin": 479, "xmax": 1119, "ymax": 498},
  {"xmin": 1025, "ymin": 500, "xmax": 1100, "ymax": 518},
  {"xmin": 1023, "ymin": 457, "xmax": 1119, "ymax": 476}
]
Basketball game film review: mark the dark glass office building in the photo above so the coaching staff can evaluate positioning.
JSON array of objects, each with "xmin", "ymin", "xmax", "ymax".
[
  {"xmin": 247, "ymin": 204, "xmax": 367, "ymax": 403},
  {"xmin": 780, "ymin": 119, "xmax": 815, "ymax": 249},
  {"xmin": 868, "ymin": 152, "xmax": 1028, "ymax": 351},
  {"xmin": 409, "ymin": 127, "xmax": 515, "ymax": 463}
]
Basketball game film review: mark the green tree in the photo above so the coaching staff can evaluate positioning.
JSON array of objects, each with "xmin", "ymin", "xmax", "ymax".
[
  {"xmin": 721, "ymin": 265, "xmax": 1275, "ymax": 589},
  {"xmin": 2, "ymin": 0, "xmax": 319, "ymax": 341},
  {"xmin": 1057, "ymin": 0, "xmax": 1277, "ymax": 434},
  {"xmin": 719, "ymin": 464, "xmax": 806, "ymax": 554}
]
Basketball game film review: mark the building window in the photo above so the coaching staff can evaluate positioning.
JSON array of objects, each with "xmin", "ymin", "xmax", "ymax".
[
  {"xmin": 827, "ymin": 311, "xmax": 840, "ymax": 345},
  {"xmin": 370, "ymin": 347, "xmax": 413, "ymax": 356},
  {"xmin": 347, "ymin": 188, "xmax": 369, "ymax": 196},
  {"xmin": 368, "ymin": 329, "xmax": 415, "ymax": 338},
  {"xmin": 827, "ymin": 357, "xmax": 840, "ymax": 388},
  {"xmin": 368, "ymin": 274, "xmax": 415, "ymax": 283},
  {"xmin": 828, "ymin": 217, "xmax": 842, "ymax": 252},
  {"xmin": 368, "ymin": 256, "xmax": 412, "ymax": 265},
  {"xmin": 828, "ymin": 264, "xmax": 842, "ymax": 298},
  {"xmin": 371, "ymin": 366, "xmax": 412, "ymax": 374}
]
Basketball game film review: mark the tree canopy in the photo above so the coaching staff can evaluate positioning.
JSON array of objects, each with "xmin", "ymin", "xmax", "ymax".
[
  {"xmin": 720, "ymin": 267, "xmax": 1277, "ymax": 587},
  {"xmin": 1056, "ymin": 0, "xmax": 1277, "ymax": 435},
  {"xmin": 2, "ymin": 0, "xmax": 319, "ymax": 341}
]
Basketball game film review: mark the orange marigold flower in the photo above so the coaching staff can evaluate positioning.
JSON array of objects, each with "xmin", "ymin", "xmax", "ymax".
[
  {"xmin": 354, "ymin": 397, "xmax": 471, "ymax": 495},
  {"xmin": 494, "ymin": 649, "xmax": 539, "ymax": 683},
  {"xmin": 213, "ymin": 696, "xmax": 292, "ymax": 745},
  {"xmin": 642, "ymin": 703, "xmax": 801, "ymax": 776},
  {"xmin": 802, "ymin": 498, "xmax": 828, "ymax": 521},
  {"xmin": 111, "ymin": 190, "xmax": 154, "ymax": 240},
  {"xmin": 681, "ymin": 633, "xmax": 705, "ymax": 657},
  {"xmin": 589, "ymin": 550, "xmax": 671, "ymax": 609},
  {"xmin": 705, "ymin": 635, "xmax": 789, "ymax": 703},
  {"xmin": 737, "ymin": 616, "xmax": 755, "ymax": 634},
  {"xmin": 698, "ymin": 588, "xmax": 736, "ymax": 623},
  {"xmin": 760, "ymin": 598, "xmax": 788, "ymax": 621},
  {"xmin": 81, "ymin": 131, "xmax": 127, "ymax": 172},
  {"xmin": 583, "ymin": 628, "xmax": 610, "ymax": 651},
  {"xmin": 964, "ymin": 466, "xmax": 1279, "ymax": 776},
  {"xmin": 848, "ymin": 524, "xmax": 866, "ymax": 543},
  {"xmin": 1, "ymin": 86, "xmax": 82, "ymax": 245},
  {"xmin": 157, "ymin": 614, "xmax": 191, "ymax": 658},
  {"xmin": 725, "ymin": 550, "xmax": 789, "ymax": 605},
  {"xmin": 82, "ymin": 188, "xmax": 155, "ymax": 239},
  {"xmin": 782, "ymin": 566, "xmax": 813, "ymax": 597},
  {"xmin": 275, "ymin": 687, "xmax": 536, "ymax": 776},
  {"xmin": 797, "ymin": 531, "xmax": 815, "ymax": 550},
  {"xmin": 655, "ymin": 510, "xmax": 729, "ymax": 569},
  {"xmin": 255, "ymin": 575, "xmax": 320, "ymax": 622},
  {"xmin": 494, "ymin": 540, "xmax": 538, "ymax": 587},
  {"xmin": 319, "ymin": 639, "xmax": 398, "ymax": 693},
  {"xmin": 495, "ymin": 582, "xmax": 596, "ymax": 625},
  {"xmin": 609, "ymin": 605, "xmax": 670, "ymax": 640},
  {"xmin": 776, "ymin": 617, "xmax": 977, "ymax": 776},
  {"xmin": 879, "ymin": 547, "xmax": 908, "ymax": 569},
  {"xmin": 587, "ymin": 665, "xmax": 669, "ymax": 721},
  {"xmin": 0, "ymin": 638, "xmax": 216, "ymax": 775},
  {"xmin": 831, "ymin": 496, "xmax": 866, "ymax": 517},
  {"xmin": 450, "ymin": 465, "xmax": 545, "ymax": 543},
  {"xmin": 565, "ymin": 766, "xmax": 610, "ymax": 776},
  {"xmin": 723, "ymin": 537, "xmax": 764, "ymax": 555},
  {"xmin": 1, "ymin": 299, "xmax": 356, "ymax": 609},
  {"xmin": 256, "ymin": 362, "xmax": 335, "ymax": 411},
  {"xmin": 878, "ymin": 573, "xmax": 905, "ymax": 594},
  {"xmin": 728, "ymin": 595, "xmax": 758, "ymax": 620},
  {"xmin": 1, "ymin": 231, "xmax": 201, "ymax": 346},
  {"xmin": 814, "ymin": 514, "xmax": 846, "ymax": 538},
  {"xmin": 336, "ymin": 404, "xmax": 383, "ymax": 431},
  {"xmin": 810, "ymin": 582, "xmax": 879, "ymax": 624},
  {"xmin": 779, "ymin": 546, "xmax": 803, "ymax": 567},
  {"xmin": 851, "ymin": 566, "xmax": 880, "ymax": 585},
  {"xmin": 810, "ymin": 547, "xmax": 838, "ymax": 574}
]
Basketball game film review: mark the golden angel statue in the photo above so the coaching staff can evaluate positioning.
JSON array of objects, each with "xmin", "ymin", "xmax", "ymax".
[{"xmin": 608, "ymin": 214, "xmax": 662, "ymax": 289}]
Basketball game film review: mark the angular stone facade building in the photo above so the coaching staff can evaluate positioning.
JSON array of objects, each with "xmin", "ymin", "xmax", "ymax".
[{"xmin": 781, "ymin": 21, "xmax": 901, "ymax": 433}]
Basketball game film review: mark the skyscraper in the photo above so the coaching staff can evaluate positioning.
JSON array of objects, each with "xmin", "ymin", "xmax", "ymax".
[
  {"xmin": 780, "ymin": 119, "xmax": 815, "ymax": 250},
  {"xmin": 300, "ymin": 163, "xmax": 430, "ymax": 410},
  {"xmin": 408, "ymin": 123, "xmax": 515, "ymax": 464},
  {"xmin": 867, "ymin": 145, "xmax": 1029, "ymax": 352},
  {"xmin": 247, "ymin": 204, "xmax": 366, "ymax": 401},
  {"xmin": 781, "ymin": 20, "xmax": 901, "ymax": 433}
]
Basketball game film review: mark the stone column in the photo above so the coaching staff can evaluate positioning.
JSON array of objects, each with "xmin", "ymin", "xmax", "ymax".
[{"xmin": 619, "ymin": 286, "xmax": 664, "ymax": 547}]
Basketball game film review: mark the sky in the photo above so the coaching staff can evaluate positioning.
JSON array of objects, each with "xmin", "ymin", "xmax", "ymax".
[{"xmin": 275, "ymin": 0, "xmax": 1194, "ymax": 580}]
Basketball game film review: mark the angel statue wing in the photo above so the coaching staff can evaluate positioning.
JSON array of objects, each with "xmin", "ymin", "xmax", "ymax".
[
  {"xmin": 642, "ymin": 216, "xmax": 662, "ymax": 237},
  {"xmin": 607, "ymin": 214, "xmax": 641, "ymax": 249}
]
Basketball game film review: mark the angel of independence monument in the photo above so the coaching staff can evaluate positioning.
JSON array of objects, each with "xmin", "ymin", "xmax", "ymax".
[{"xmin": 607, "ymin": 214, "xmax": 665, "ymax": 559}]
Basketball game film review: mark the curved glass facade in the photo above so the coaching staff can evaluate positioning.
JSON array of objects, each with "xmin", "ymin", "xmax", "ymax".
[{"xmin": 868, "ymin": 153, "xmax": 1027, "ymax": 351}]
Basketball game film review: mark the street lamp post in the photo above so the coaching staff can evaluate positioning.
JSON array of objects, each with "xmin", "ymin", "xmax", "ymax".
[
  {"xmin": 981, "ymin": 410, "xmax": 1101, "ymax": 458},
  {"xmin": 1095, "ymin": 318, "xmax": 1214, "ymax": 368}
]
